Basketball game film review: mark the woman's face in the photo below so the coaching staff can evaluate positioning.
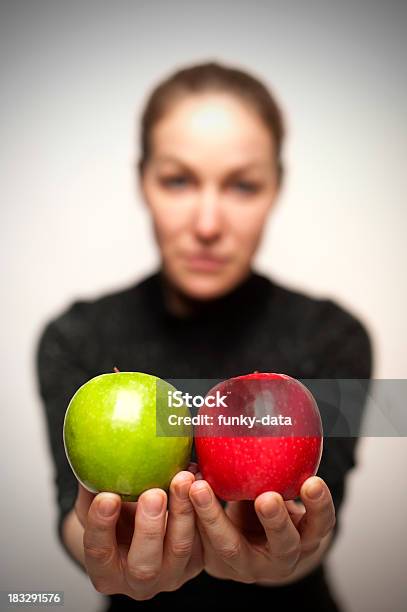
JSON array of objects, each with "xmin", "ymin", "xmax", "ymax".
[{"xmin": 139, "ymin": 93, "xmax": 280, "ymax": 301}]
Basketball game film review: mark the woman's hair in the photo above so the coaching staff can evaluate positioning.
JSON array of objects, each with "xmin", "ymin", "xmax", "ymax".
[{"xmin": 137, "ymin": 60, "xmax": 285, "ymax": 185}]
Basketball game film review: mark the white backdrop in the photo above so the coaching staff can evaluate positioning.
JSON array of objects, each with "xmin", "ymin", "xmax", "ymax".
[{"xmin": 1, "ymin": 2, "xmax": 406, "ymax": 611}]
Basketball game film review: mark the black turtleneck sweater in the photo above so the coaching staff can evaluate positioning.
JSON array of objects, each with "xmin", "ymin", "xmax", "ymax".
[{"xmin": 35, "ymin": 268, "xmax": 373, "ymax": 612}]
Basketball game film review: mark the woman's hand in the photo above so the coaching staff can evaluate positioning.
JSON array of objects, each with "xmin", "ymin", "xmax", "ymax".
[
  {"xmin": 189, "ymin": 475, "xmax": 336, "ymax": 585},
  {"xmin": 74, "ymin": 466, "xmax": 203, "ymax": 601}
]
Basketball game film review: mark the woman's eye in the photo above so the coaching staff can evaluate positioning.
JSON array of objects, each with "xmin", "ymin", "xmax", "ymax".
[
  {"xmin": 233, "ymin": 181, "xmax": 258, "ymax": 193},
  {"xmin": 160, "ymin": 176, "xmax": 259, "ymax": 194},
  {"xmin": 161, "ymin": 175, "xmax": 189, "ymax": 188}
]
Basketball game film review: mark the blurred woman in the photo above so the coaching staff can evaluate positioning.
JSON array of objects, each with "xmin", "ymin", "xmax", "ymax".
[{"xmin": 36, "ymin": 61, "xmax": 372, "ymax": 611}]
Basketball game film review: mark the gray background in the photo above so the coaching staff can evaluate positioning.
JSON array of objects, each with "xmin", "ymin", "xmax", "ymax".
[{"xmin": 1, "ymin": 1, "xmax": 406, "ymax": 611}]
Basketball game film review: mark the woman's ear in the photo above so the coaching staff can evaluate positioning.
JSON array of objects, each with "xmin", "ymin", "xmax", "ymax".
[
  {"xmin": 276, "ymin": 162, "xmax": 284, "ymax": 194},
  {"xmin": 134, "ymin": 161, "xmax": 149, "ymax": 208},
  {"xmin": 266, "ymin": 165, "xmax": 283, "ymax": 216},
  {"xmin": 272, "ymin": 163, "xmax": 284, "ymax": 205}
]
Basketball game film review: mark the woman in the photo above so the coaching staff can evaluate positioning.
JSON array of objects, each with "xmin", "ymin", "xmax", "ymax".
[{"xmin": 36, "ymin": 61, "xmax": 373, "ymax": 611}]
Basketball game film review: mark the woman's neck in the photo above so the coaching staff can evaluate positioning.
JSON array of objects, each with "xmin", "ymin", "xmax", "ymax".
[
  {"xmin": 160, "ymin": 273, "xmax": 208, "ymax": 319},
  {"xmin": 158, "ymin": 267, "xmax": 254, "ymax": 320}
]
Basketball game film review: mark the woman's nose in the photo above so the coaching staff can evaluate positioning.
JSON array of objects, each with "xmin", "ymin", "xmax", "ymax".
[{"xmin": 193, "ymin": 188, "xmax": 223, "ymax": 241}]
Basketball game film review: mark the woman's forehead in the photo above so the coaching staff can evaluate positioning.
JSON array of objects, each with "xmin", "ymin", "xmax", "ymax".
[
  {"xmin": 148, "ymin": 98, "xmax": 276, "ymax": 170},
  {"xmin": 154, "ymin": 94, "xmax": 270, "ymax": 138},
  {"xmin": 154, "ymin": 153, "xmax": 270, "ymax": 172}
]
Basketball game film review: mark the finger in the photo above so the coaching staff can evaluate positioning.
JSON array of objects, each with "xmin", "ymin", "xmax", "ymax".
[
  {"xmin": 298, "ymin": 477, "xmax": 336, "ymax": 555},
  {"xmin": 189, "ymin": 480, "xmax": 249, "ymax": 573},
  {"xmin": 126, "ymin": 489, "xmax": 167, "ymax": 591},
  {"xmin": 75, "ymin": 482, "xmax": 97, "ymax": 528},
  {"xmin": 163, "ymin": 471, "xmax": 196, "ymax": 584},
  {"xmin": 285, "ymin": 499, "xmax": 305, "ymax": 514},
  {"xmin": 254, "ymin": 492, "xmax": 301, "ymax": 571},
  {"xmin": 186, "ymin": 526, "xmax": 204, "ymax": 579},
  {"xmin": 285, "ymin": 500, "xmax": 306, "ymax": 529},
  {"xmin": 83, "ymin": 493, "xmax": 122, "ymax": 594}
]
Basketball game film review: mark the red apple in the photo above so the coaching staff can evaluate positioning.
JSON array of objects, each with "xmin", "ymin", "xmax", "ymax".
[{"xmin": 194, "ymin": 372, "xmax": 323, "ymax": 501}]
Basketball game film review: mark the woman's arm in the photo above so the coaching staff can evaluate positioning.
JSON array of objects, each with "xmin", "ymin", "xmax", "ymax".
[
  {"xmin": 35, "ymin": 310, "xmax": 96, "ymax": 563},
  {"xmin": 61, "ymin": 509, "xmax": 86, "ymax": 570}
]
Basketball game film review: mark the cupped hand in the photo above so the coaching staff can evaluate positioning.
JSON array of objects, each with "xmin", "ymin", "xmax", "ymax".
[
  {"xmin": 188, "ymin": 475, "xmax": 336, "ymax": 585},
  {"xmin": 74, "ymin": 464, "xmax": 203, "ymax": 601}
]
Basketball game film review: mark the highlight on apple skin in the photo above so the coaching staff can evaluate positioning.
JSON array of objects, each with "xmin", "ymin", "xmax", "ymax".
[
  {"xmin": 194, "ymin": 372, "xmax": 323, "ymax": 501},
  {"xmin": 63, "ymin": 370, "xmax": 193, "ymax": 501}
]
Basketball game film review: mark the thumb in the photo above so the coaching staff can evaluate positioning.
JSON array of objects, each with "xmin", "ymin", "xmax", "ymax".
[{"xmin": 75, "ymin": 481, "xmax": 97, "ymax": 528}]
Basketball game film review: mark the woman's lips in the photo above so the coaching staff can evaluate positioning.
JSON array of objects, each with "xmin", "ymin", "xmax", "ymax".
[{"xmin": 184, "ymin": 254, "xmax": 228, "ymax": 272}]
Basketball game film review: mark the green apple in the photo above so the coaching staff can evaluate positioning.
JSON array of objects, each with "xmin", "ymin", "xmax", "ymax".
[{"xmin": 63, "ymin": 371, "xmax": 192, "ymax": 501}]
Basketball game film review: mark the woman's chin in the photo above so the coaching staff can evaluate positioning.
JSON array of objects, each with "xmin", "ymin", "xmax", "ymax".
[{"xmin": 175, "ymin": 272, "xmax": 241, "ymax": 302}]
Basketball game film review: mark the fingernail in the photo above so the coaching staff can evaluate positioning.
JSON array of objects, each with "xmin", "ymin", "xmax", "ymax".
[
  {"xmin": 307, "ymin": 482, "xmax": 323, "ymax": 500},
  {"xmin": 98, "ymin": 497, "xmax": 117, "ymax": 517},
  {"xmin": 174, "ymin": 478, "xmax": 190, "ymax": 501},
  {"xmin": 259, "ymin": 496, "xmax": 280, "ymax": 519},
  {"xmin": 192, "ymin": 484, "xmax": 212, "ymax": 508},
  {"xmin": 142, "ymin": 492, "xmax": 165, "ymax": 517}
]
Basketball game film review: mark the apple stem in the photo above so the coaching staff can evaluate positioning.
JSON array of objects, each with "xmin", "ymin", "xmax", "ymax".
[
  {"xmin": 113, "ymin": 366, "xmax": 120, "ymax": 373},
  {"xmin": 253, "ymin": 370, "xmax": 259, "ymax": 374}
]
